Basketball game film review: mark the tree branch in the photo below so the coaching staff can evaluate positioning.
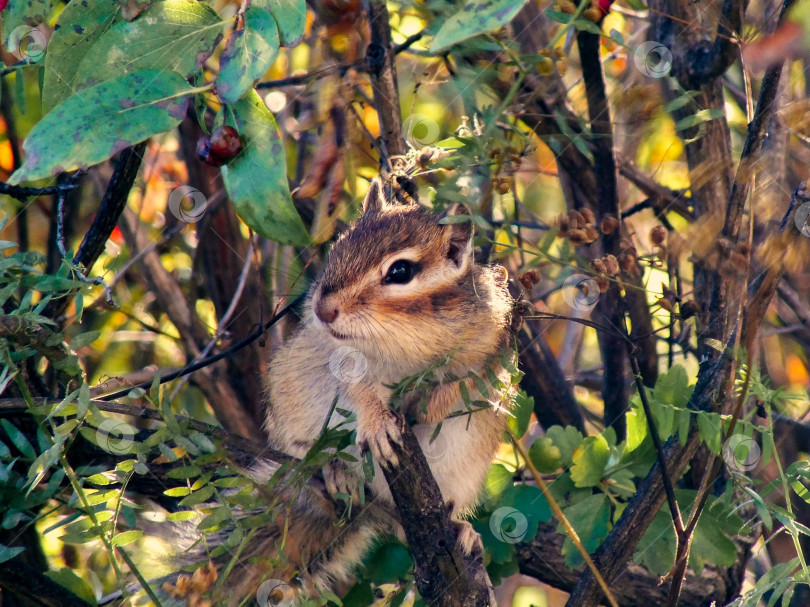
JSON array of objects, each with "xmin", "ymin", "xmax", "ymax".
[
  {"xmin": 365, "ymin": 0, "xmax": 407, "ymax": 166},
  {"xmin": 577, "ymin": 29, "xmax": 628, "ymax": 439},
  {"xmin": 380, "ymin": 412, "xmax": 494, "ymax": 607}
]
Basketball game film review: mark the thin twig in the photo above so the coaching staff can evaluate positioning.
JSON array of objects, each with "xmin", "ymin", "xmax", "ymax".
[
  {"xmin": 98, "ymin": 291, "xmax": 306, "ymax": 401},
  {"xmin": 169, "ymin": 240, "xmax": 255, "ymax": 398},
  {"xmin": 509, "ymin": 429, "xmax": 619, "ymax": 607}
]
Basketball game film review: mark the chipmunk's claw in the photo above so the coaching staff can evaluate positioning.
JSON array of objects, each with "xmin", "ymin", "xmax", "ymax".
[
  {"xmin": 357, "ymin": 410, "xmax": 402, "ymax": 468},
  {"xmin": 454, "ymin": 519, "xmax": 483, "ymax": 558},
  {"xmin": 323, "ymin": 459, "xmax": 362, "ymax": 504}
]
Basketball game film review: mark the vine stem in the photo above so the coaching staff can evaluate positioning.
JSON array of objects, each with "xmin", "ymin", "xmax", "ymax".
[{"xmin": 508, "ymin": 429, "xmax": 619, "ymax": 607}]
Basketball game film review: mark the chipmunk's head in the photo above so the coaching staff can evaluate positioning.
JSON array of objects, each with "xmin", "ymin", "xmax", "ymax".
[{"xmin": 310, "ymin": 179, "xmax": 475, "ymax": 361}]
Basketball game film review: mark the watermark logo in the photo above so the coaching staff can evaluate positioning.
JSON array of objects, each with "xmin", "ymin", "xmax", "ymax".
[
  {"xmin": 489, "ymin": 506, "xmax": 528, "ymax": 544},
  {"xmin": 8, "ymin": 26, "xmax": 47, "ymax": 63},
  {"xmin": 256, "ymin": 579, "xmax": 295, "ymax": 607},
  {"xmin": 722, "ymin": 434, "xmax": 761, "ymax": 473},
  {"xmin": 403, "ymin": 113, "xmax": 441, "ymax": 148},
  {"xmin": 561, "ymin": 273, "xmax": 600, "ymax": 311},
  {"xmin": 795, "ymin": 202, "xmax": 810, "ymax": 237},
  {"xmin": 633, "ymin": 41, "xmax": 672, "ymax": 78},
  {"xmin": 96, "ymin": 418, "xmax": 136, "ymax": 455},
  {"xmin": 328, "ymin": 346, "xmax": 368, "ymax": 384},
  {"xmin": 421, "ymin": 429, "xmax": 451, "ymax": 462},
  {"xmin": 168, "ymin": 186, "xmax": 208, "ymax": 223}
]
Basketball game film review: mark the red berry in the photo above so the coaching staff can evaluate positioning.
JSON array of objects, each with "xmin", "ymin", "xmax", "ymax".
[
  {"xmin": 597, "ymin": 0, "xmax": 613, "ymax": 17},
  {"xmin": 196, "ymin": 135, "xmax": 224, "ymax": 167},
  {"xmin": 209, "ymin": 126, "xmax": 243, "ymax": 161},
  {"xmin": 0, "ymin": 0, "xmax": 8, "ymax": 10}
]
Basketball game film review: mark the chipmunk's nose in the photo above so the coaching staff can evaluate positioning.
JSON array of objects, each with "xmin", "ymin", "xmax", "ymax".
[{"xmin": 315, "ymin": 297, "xmax": 339, "ymax": 324}]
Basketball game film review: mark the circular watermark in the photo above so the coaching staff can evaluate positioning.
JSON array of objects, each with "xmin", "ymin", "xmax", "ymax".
[
  {"xmin": 633, "ymin": 41, "xmax": 673, "ymax": 78},
  {"xmin": 96, "ymin": 418, "xmax": 136, "ymax": 455},
  {"xmin": 421, "ymin": 429, "xmax": 451, "ymax": 463},
  {"xmin": 489, "ymin": 506, "xmax": 528, "ymax": 544},
  {"xmin": 561, "ymin": 273, "xmax": 600, "ymax": 311},
  {"xmin": 8, "ymin": 26, "xmax": 47, "ymax": 62},
  {"xmin": 256, "ymin": 579, "xmax": 295, "ymax": 607},
  {"xmin": 794, "ymin": 202, "xmax": 810, "ymax": 237},
  {"xmin": 328, "ymin": 346, "xmax": 368, "ymax": 384},
  {"xmin": 722, "ymin": 434, "xmax": 761, "ymax": 473},
  {"xmin": 403, "ymin": 113, "xmax": 441, "ymax": 148},
  {"xmin": 167, "ymin": 186, "xmax": 208, "ymax": 223}
]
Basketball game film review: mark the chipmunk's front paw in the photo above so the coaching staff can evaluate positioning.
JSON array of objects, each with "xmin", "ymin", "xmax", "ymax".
[
  {"xmin": 454, "ymin": 519, "xmax": 484, "ymax": 558},
  {"xmin": 323, "ymin": 459, "xmax": 362, "ymax": 504},
  {"xmin": 357, "ymin": 410, "xmax": 402, "ymax": 468}
]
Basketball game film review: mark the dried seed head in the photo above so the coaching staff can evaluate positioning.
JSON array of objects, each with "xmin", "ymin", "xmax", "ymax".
[
  {"xmin": 568, "ymin": 228, "xmax": 588, "ymax": 245},
  {"xmin": 519, "ymin": 270, "xmax": 540, "ymax": 290},
  {"xmin": 657, "ymin": 297, "xmax": 673, "ymax": 312},
  {"xmin": 596, "ymin": 276, "xmax": 610, "ymax": 293},
  {"xmin": 581, "ymin": 208, "xmax": 596, "ymax": 224},
  {"xmin": 569, "ymin": 210, "xmax": 586, "ymax": 229},
  {"xmin": 600, "ymin": 214, "xmax": 619, "ymax": 235},
  {"xmin": 680, "ymin": 300, "xmax": 699, "ymax": 319},
  {"xmin": 650, "ymin": 225, "xmax": 667, "ymax": 246},
  {"xmin": 604, "ymin": 254, "xmax": 620, "ymax": 276},
  {"xmin": 558, "ymin": 214, "xmax": 571, "ymax": 236},
  {"xmin": 620, "ymin": 253, "xmax": 638, "ymax": 275},
  {"xmin": 584, "ymin": 224, "xmax": 600, "ymax": 244}
]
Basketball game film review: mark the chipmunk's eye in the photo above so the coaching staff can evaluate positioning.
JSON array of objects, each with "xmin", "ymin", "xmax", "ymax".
[{"xmin": 384, "ymin": 259, "xmax": 416, "ymax": 284}]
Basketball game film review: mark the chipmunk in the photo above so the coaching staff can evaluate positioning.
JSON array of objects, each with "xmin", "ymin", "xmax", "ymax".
[{"xmin": 195, "ymin": 180, "xmax": 515, "ymax": 604}]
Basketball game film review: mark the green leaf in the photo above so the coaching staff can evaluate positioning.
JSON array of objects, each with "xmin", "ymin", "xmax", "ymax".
[
  {"xmin": 546, "ymin": 425, "xmax": 583, "ymax": 467},
  {"xmin": 70, "ymin": 331, "xmax": 100, "ymax": 349},
  {"xmin": 688, "ymin": 498, "xmax": 741, "ymax": 574},
  {"xmin": 110, "ymin": 529, "xmax": 143, "ymax": 547},
  {"xmin": 164, "ymin": 486, "xmax": 192, "ymax": 497},
  {"xmin": 254, "ymin": 0, "xmax": 307, "ymax": 47},
  {"xmin": 634, "ymin": 491, "xmax": 743, "ymax": 575},
  {"xmin": 364, "ymin": 542, "xmax": 413, "ymax": 585},
  {"xmin": 41, "ymin": 0, "xmax": 123, "ymax": 113},
  {"xmin": 653, "ymin": 364, "xmax": 693, "ymax": 408},
  {"xmin": 167, "ymin": 510, "xmax": 199, "ymax": 522},
  {"xmin": 560, "ymin": 494, "xmax": 610, "ymax": 568},
  {"xmin": 500, "ymin": 482, "xmax": 550, "ymax": 533},
  {"xmin": 167, "ymin": 464, "xmax": 202, "ymax": 479},
  {"xmin": 570, "ymin": 434, "xmax": 610, "ymax": 488},
  {"xmin": 72, "ymin": 0, "xmax": 224, "ymax": 92},
  {"xmin": 675, "ymin": 108, "xmax": 725, "ymax": 131},
  {"xmin": 528, "ymin": 436, "xmax": 562, "ymax": 473},
  {"xmin": 2, "ymin": 0, "xmax": 58, "ymax": 51},
  {"xmin": 197, "ymin": 506, "xmax": 231, "ymax": 531},
  {"xmin": 430, "ymin": 0, "xmax": 531, "ymax": 54},
  {"xmin": 221, "ymin": 91, "xmax": 310, "ymax": 245},
  {"xmin": 9, "ymin": 70, "xmax": 193, "ymax": 184},
  {"xmin": 480, "ymin": 463, "xmax": 512, "ymax": 510},
  {"xmin": 473, "ymin": 518, "xmax": 515, "ymax": 565},
  {"xmin": 697, "ymin": 411, "xmax": 723, "ymax": 455},
  {"xmin": 217, "ymin": 8, "xmax": 280, "ymax": 105},
  {"xmin": 43, "ymin": 568, "xmax": 97, "ymax": 605},
  {"xmin": 85, "ymin": 472, "xmax": 116, "ymax": 486},
  {"xmin": 1, "ymin": 419, "xmax": 36, "ymax": 460},
  {"xmin": 180, "ymin": 485, "xmax": 215, "ymax": 506},
  {"xmin": 507, "ymin": 391, "xmax": 533, "ymax": 439},
  {"xmin": 0, "ymin": 544, "xmax": 25, "ymax": 564}
]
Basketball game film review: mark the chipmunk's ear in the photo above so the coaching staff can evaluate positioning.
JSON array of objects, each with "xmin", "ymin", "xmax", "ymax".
[
  {"xmin": 440, "ymin": 203, "xmax": 473, "ymax": 270},
  {"xmin": 362, "ymin": 178, "xmax": 392, "ymax": 214}
]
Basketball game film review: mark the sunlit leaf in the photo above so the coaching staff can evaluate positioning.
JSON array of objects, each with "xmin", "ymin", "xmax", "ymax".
[
  {"xmin": 221, "ymin": 92, "xmax": 310, "ymax": 245},
  {"xmin": 9, "ymin": 70, "xmax": 193, "ymax": 184},
  {"xmin": 216, "ymin": 7, "xmax": 280, "ymax": 105},
  {"xmin": 430, "ymin": 0, "xmax": 531, "ymax": 53}
]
